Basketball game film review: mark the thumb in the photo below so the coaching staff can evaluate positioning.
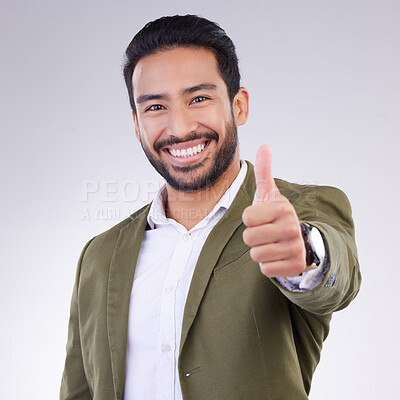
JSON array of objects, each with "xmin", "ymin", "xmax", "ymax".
[{"xmin": 253, "ymin": 144, "xmax": 279, "ymax": 203}]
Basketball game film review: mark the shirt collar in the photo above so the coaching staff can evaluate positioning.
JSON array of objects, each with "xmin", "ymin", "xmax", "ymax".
[{"xmin": 147, "ymin": 161, "xmax": 248, "ymax": 229}]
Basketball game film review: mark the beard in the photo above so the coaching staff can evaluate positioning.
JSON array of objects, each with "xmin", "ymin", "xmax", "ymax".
[{"xmin": 139, "ymin": 120, "xmax": 238, "ymax": 192}]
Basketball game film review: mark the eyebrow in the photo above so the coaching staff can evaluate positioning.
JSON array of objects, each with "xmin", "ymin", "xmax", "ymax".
[
  {"xmin": 135, "ymin": 83, "xmax": 218, "ymax": 106},
  {"xmin": 180, "ymin": 83, "xmax": 217, "ymax": 95},
  {"xmin": 136, "ymin": 93, "xmax": 168, "ymax": 105}
]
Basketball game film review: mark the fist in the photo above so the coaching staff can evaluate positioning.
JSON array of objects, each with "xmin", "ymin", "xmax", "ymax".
[{"xmin": 242, "ymin": 145, "xmax": 309, "ymax": 278}]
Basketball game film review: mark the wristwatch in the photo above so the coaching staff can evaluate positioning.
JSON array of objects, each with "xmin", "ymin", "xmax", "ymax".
[{"xmin": 300, "ymin": 222, "xmax": 326, "ymax": 267}]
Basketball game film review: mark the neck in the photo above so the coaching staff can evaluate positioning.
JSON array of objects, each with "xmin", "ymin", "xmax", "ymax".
[{"xmin": 165, "ymin": 159, "xmax": 241, "ymax": 230}]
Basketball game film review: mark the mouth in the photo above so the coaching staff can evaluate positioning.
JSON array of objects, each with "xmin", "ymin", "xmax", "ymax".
[
  {"xmin": 162, "ymin": 139, "xmax": 210, "ymax": 163},
  {"xmin": 168, "ymin": 142, "xmax": 207, "ymax": 158}
]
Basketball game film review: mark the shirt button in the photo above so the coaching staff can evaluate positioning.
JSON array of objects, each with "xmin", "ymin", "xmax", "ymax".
[
  {"xmin": 165, "ymin": 285, "xmax": 174, "ymax": 293},
  {"xmin": 161, "ymin": 343, "xmax": 171, "ymax": 353},
  {"xmin": 183, "ymin": 233, "xmax": 192, "ymax": 242}
]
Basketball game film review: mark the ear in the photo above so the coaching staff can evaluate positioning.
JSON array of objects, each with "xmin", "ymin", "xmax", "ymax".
[
  {"xmin": 232, "ymin": 87, "xmax": 249, "ymax": 126},
  {"xmin": 132, "ymin": 111, "xmax": 141, "ymax": 141}
]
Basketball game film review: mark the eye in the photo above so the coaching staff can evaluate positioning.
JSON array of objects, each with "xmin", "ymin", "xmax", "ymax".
[
  {"xmin": 146, "ymin": 104, "xmax": 165, "ymax": 112},
  {"xmin": 191, "ymin": 96, "xmax": 208, "ymax": 104}
]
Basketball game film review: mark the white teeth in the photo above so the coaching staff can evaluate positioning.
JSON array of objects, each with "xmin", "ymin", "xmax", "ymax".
[{"xmin": 168, "ymin": 143, "xmax": 207, "ymax": 158}]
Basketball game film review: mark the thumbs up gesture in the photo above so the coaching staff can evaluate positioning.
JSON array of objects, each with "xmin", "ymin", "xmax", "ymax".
[{"xmin": 242, "ymin": 145, "xmax": 309, "ymax": 278}]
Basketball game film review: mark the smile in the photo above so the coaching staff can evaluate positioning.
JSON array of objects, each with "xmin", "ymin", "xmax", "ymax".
[{"xmin": 168, "ymin": 143, "xmax": 206, "ymax": 158}]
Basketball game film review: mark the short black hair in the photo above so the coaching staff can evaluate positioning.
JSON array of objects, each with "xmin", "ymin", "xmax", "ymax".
[{"xmin": 123, "ymin": 15, "xmax": 241, "ymax": 114}]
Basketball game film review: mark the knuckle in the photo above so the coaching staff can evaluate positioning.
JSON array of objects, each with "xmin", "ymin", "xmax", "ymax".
[
  {"xmin": 280, "ymin": 202, "xmax": 290, "ymax": 214},
  {"xmin": 295, "ymin": 241, "xmax": 305, "ymax": 255},
  {"xmin": 283, "ymin": 224, "xmax": 298, "ymax": 238},
  {"xmin": 289, "ymin": 240, "xmax": 304, "ymax": 256},
  {"xmin": 276, "ymin": 202, "xmax": 286, "ymax": 215}
]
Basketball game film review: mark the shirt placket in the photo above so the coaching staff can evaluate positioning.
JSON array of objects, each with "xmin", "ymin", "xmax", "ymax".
[{"xmin": 156, "ymin": 231, "xmax": 193, "ymax": 400}]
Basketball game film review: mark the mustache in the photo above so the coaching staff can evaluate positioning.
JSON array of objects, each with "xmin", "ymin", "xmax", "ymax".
[{"xmin": 154, "ymin": 131, "xmax": 219, "ymax": 153}]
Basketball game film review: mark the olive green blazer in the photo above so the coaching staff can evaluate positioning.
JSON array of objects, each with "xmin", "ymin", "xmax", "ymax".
[{"xmin": 60, "ymin": 162, "xmax": 361, "ymax": 400}]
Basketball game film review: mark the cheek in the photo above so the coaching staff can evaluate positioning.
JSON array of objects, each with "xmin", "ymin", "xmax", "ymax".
[
  {"xmin": 138, "ymin": 118, "xmax": 165, "ymax": 148},
  {"xmin": 196, "ymin": 108, "xmax": 228, "ymax": 134}
]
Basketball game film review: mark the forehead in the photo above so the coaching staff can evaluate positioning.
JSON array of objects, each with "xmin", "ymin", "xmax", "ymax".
[{"xmin": 132, "ymin": 47, "xmax": 227, "ymax": 98}]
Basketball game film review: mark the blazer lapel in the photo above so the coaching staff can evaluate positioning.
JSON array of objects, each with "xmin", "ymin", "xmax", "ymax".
[
  {"xmin": 180, "ymin": 162, "xmax": 256, "ymax": 353},
  {"xmin": 107, "ymin": 205, "xmax": 150, "ymax": 400}
]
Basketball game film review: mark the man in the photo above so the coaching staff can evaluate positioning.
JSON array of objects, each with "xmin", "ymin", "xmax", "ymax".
[{"xmin": 60, "ymin": 15, "xmax": 361, "ymax": 400}]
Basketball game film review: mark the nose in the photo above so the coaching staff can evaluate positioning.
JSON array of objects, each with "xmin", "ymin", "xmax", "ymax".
[{"xmin": 166, "ymin": 105, "xmax": 199, "ymax": 138}]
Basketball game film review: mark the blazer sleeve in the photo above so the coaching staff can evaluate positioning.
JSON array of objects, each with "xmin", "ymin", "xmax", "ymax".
[
  {"xmin": 60, "ymin": 239, "xmax": 95, "ymax": 400},
  {"xmin": 271, "ymin": 183, "xmax": 361, "ymax": 315}
]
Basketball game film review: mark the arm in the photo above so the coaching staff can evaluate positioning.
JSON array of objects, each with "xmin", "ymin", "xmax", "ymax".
[
  {"xmin": 60, "ymin": 239, "xmax": 95, "ymax": 400},
  {"xmin": 272, "ymin": 184, "xmax": 361, "ymax": 314},
  {"xmin": 242, "ymin": 145, "xmax": 361, "ymax": 315}
]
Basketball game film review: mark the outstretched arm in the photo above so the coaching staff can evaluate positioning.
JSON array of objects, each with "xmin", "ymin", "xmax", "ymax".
[{"xmin": 242, "ymin": 145, "xmax": 361, "ymax": 314}]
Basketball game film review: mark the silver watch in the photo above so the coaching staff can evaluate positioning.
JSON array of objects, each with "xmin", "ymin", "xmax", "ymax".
[{"xmin": 300, "ymin": 222, "xmax": 326, "ymax": 267}]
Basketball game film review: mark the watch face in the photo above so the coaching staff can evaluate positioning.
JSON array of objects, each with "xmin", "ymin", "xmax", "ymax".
[{"xmin": 309, "ymin": 227, "xmax": 325, "ymax": 260}]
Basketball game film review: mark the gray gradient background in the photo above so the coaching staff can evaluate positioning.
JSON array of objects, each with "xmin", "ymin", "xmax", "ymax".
[{"xmin": 1, "ymin": 0, "xmax": 399, "ymax": 398}]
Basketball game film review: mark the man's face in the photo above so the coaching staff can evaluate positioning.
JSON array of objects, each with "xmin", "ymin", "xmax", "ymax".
[{"xmin": 131, "ymin": 47, "xmax": 245, "ymax": 192}]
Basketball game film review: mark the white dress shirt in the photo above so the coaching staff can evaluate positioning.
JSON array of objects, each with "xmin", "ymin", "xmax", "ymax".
[{"xmin": 124, "ymin": 161, "xmax": 326, "ymax": 399}]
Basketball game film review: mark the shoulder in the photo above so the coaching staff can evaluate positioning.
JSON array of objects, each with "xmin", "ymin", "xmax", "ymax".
[
  {"xmin": 243, "ymin": 161, "xmax": 351, "ymax": 212},
  {"xmin": 275, "ymin": 178, "xmax": 354, "ymax": 237},
  {"xmin": 81, "ymin": 203, "xmax": 151, "ymax": 262},
  {"xmin": 276, "ymin": 178, "xmax": 352, "ymax": 213},
  {"xmin": 275, "ymin": 178, "xmax": 349, "ymax": 203},
  {"xmin": 276, "ymin": 179, "xmax": 356, "ymax": 253}
]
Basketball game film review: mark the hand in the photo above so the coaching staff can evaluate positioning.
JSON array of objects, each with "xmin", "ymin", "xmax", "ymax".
[{"xmin": 242, "ymin": 145, "xmax": 311, "ymax": 278}]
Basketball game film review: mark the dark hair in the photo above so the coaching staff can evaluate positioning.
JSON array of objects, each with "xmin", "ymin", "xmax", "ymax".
[{"xmin": 123, "ymin": 15, "xmax": 241, "ymax": 113}]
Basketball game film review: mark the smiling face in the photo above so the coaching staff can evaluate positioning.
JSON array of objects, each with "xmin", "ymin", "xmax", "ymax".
[{"xmin": 132, "ymin": 47, "xmax": 248, "ymax": 192}]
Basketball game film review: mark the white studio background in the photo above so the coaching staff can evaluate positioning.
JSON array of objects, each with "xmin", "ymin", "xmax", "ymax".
[{"xmin": 1, "ymin": 0, "xmax": 399, "ymax": 398}]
